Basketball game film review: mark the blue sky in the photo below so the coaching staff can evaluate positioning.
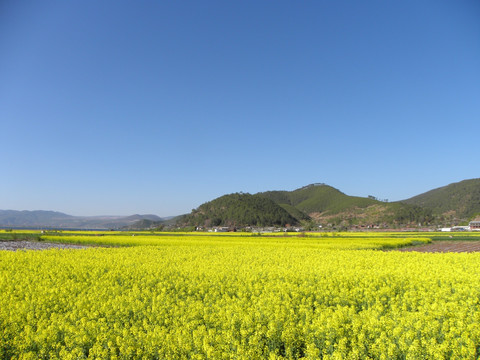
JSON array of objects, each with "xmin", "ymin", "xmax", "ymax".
[{"xmin": 1, "ymin": 1, "xmax": 479, "ymax": 216}]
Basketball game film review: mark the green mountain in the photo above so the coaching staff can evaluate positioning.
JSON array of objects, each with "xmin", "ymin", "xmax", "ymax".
[
  {"xmin": 402, "ymin": 178, "xmax": 480, "ymax": 220},
  {"xmin": 178, "ymin": 193, "xmax": 298, "ymax": 228},
  {"xmin": 260, "ymin": 184, "xmax": 432, "ymax": 228},
  {"xmin": 260, "ymin": 184, "xmax": 378, "ymax": 215},
  {"xmin": 177, "ymin": 184, "xmax": 434, "ymax": 229}
]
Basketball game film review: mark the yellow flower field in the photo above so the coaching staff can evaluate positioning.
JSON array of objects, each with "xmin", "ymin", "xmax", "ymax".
[
  {"xmin": 1, "ymin": 233, "xmax": 479, "ymax": 359},
  {"xmin": 38, "ymin": 233, "xmax": 430, "ymax": 250}
]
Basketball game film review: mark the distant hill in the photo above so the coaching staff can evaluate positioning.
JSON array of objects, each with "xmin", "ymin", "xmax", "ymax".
[
  {"xmin": 178, "ymin": 193, "xmax": 298, "ymax": 228},
  {"xmin": 123, "ymin": 214, "xmax": 163, "ymax": 222},
  {"xmin": 0, "ymin": 210, "xmax": 164, "ymax": 229},
  {"xmin": 0, "ymin": 210, "xmax": 73, "ymax": 228},
  {"xmin": 402, "ymin": 178, "xmax": 480, "ymax": 220},
  {"xmin": 122, "ymin": 219, "xmax": 164, "ymax": 230}
]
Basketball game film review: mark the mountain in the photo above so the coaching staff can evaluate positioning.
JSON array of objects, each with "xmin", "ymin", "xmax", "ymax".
[
  {"xmin": 260, "ymin": 184, "xmax": 378, "ymax": 215},
  {"xmin": 5, "ymin": 179, "xmax": 477, "ymax": 230},
  {"xmin": 176, "ymin": 184, "xmax": 434, "ymax": 229},
  {"xmin": 402, "ymin": 178, "xmax": 480, "ymax": 220},
  {"xmin": 0, "ymin": 210, "xmax": 164, "ymax": 229},
  {"xmin": 0, "ymin": 210, "xmax": 74, "ymax": 228},
  {"xmin": 123, "ymin": 214, "xmax": 163, "ymax": 222},
  {"xmin": 260, "ymin": 184, "xmax": 432, "ymax": 228},
  {"xmin": 122, "ymin": 219, "xmax": 164, "ymax": 230},
  {"xmin": 178, "ymin": 193, "xmax": 298, "ymax": 228}
]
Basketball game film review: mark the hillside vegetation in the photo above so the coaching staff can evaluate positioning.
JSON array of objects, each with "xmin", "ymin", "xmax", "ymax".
[
  {"xmin": 177, "ymin": 184, "xmax": 434, "ymax": 229},
  {"xmin": 178, "ymin": 193, "xmax": 298, "ymax": 227},
  {"xmin": 260, "ymin": 184, "xmax": 378, "ymax": 215},
  {"xmin": 260, "ymin": 184, "xmax": 433, "ymax": 228},
  {"xmin": 402, "ymin": 178, "xmax": 480, "ymax": 220}
]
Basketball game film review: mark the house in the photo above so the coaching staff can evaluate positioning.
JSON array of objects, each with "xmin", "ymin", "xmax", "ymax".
[{"xmin": 469, "ymin": 221, "xmax": 480, "ymax": 231}]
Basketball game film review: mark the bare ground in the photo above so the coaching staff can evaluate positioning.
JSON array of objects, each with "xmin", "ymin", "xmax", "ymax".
[
  {"xmin": 395, "ymin": 241, "xmax": 480, "ymax": 253},
  {"xmin": 0, "ymin": 240, "xmax": 88, "ymax": 251}
]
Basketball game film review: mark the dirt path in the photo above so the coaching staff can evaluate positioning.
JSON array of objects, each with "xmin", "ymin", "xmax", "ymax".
[
  {"xmin": 0, "ymin": 240, "xmax": 88, "ymax": 251},
  {"xmin": 396, "ymin": 241, "xmax": 480, "ymax": 253}
]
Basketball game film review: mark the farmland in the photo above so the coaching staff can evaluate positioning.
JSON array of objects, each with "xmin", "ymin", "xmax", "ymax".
[{"xmin": 1, "ymin": 231, "xmax": 480, "ymax": 359}]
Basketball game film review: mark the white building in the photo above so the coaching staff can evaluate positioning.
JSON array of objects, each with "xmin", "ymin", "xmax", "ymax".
[{"xmin": 469, "ymin": 221, "xmax": 480, "ymax": 231}]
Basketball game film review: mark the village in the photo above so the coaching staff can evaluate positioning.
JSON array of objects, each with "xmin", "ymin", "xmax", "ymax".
[
  {"xmin": 439, "ymin": 220, "xmax": 480, "ymax": 232},
  {"xmin": 200, "ymin": 220, "xmax": 480, "ymax": 233}
]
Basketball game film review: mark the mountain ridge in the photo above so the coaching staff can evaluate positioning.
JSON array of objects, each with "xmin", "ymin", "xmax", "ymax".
[
  {"xmin": 0, "ymin": 210, "xmax": 165, "ymax": 229},
  {"xmin": 2, "ymin": 178, "xmax": 479, "ymax": 229},
  {"xmin": 401, "ymin": 178, "xmax": 480, "ymax": 220},
  {"xmin": 177, "ymin": 179, "xmax": 479, "ymax": 229}
]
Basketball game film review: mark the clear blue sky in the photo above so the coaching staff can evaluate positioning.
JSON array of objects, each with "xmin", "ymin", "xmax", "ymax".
[{"xmin": 1, "ymin": 1, "xmax": 479, "ymax": 216}]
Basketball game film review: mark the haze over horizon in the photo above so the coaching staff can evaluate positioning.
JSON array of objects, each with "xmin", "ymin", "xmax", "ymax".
[{"xmin": 1, "ymin": 1, "xmax": 479, "ymax": 217}]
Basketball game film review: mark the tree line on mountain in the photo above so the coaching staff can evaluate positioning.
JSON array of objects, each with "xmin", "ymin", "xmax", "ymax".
[{"xmin": 178, "ymin": 193, "xmax": 297, "ymax": 228}]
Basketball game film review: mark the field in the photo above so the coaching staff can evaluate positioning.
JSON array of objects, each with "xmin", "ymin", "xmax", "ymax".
[{"xmin": 1, "ymin": 231, "xmax": 480, "ymax": 359}]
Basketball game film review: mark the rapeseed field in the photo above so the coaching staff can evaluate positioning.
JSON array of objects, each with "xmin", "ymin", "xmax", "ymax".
[{"xmin": 1, "ymin": 232, "xmax": 479, "ymax": 359}]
